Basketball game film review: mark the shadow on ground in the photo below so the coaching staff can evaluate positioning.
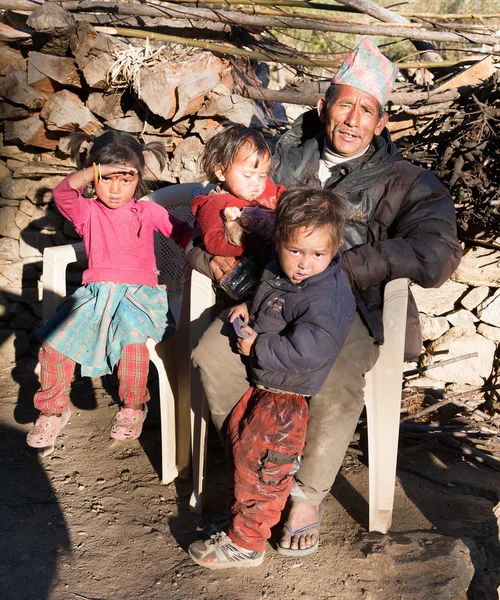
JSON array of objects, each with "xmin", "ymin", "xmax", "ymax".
[{"xmin": 0, "ymin": 423, "xmax": 70, "ymax": 600}]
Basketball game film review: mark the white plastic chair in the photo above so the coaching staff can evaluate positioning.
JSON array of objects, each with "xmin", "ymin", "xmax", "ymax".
[
  {"xmin": 41, "ymin": 181, "xmax": 214, "ymax": 485},
  {"xmin": 189, "ymin": 275, "xmax": 409, "ymax": 535}
]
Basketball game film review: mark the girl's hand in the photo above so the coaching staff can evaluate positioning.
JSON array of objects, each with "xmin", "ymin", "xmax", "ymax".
[
  {"xmin": 228, "ymin": 303, "xmax": 249, "ymax": 324},
  {"xmin": 99, "ymin": 164, "xmax": 138, "ymax": 178},
  {"xmin": 237, "ymin": 326, "xmax": 258, "ymax": 356}
]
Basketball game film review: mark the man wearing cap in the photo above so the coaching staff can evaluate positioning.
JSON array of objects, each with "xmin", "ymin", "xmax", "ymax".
[{"xmin": 188, "ymin": 38, "xmax": 462, "ymax": 561}]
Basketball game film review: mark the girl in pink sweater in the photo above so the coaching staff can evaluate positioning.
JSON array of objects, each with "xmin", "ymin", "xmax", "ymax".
[{"xmin": 27, "ymin": 131, "xmax": 192, "ymax": 451}]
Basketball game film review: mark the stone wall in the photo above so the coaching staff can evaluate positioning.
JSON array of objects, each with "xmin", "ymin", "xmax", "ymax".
[{"xmin": 410, "ymin": 246, "xmax": 500, "ymax": 390}]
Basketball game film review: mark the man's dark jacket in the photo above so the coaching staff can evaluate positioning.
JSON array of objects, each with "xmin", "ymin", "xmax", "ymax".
[
  {"xmin": 249, "ymin": 256, "xmax": 355, "ymax": 395},
  {"xmin": 273, "ymin": 109, "xmax": 463, "ymax": 360}
]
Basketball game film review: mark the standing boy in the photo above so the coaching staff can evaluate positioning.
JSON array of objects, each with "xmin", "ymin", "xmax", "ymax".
[{"xmin": 189, "ymin": 187, "xmax": 355, "ymax": 568}]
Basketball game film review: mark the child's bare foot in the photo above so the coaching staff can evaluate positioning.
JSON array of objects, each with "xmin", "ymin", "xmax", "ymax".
[{"xmin": 277, "ymin": 501, "xmax": 323, "ymax": 556}]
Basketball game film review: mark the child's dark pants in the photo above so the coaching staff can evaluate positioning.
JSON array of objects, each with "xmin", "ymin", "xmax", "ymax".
[{"xmin": 228, "ymin": 387, "xmax": 309, "ymax": 552}]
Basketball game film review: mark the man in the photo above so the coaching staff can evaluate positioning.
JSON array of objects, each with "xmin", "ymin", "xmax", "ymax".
[{"xmin": 188, "ymin": 37, "xmax": 462, "ymax": 560}]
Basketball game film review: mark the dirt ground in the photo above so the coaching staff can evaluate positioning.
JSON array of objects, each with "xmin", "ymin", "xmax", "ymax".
[{"xmin": 2, "ymin": 355, "xmax": 500, "ymax": 600}]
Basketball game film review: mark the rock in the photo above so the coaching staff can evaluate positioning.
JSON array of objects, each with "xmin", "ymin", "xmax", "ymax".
[
  {"xmin": 27, "ymin": 176, "xmax": 64, "ymax": 204},
  {"xmin": 477, "ymin": 323, "xmax": 500, "ymax": 342},
  {"xmin": 361, "ymin": 532, "xmax": 475, "ymax": 600},
  {"xmin": 168, "ymin": 136, "xmax": 204, "ymax": 183},
  {"xmin": 422, "ymin": 329, "xmax": 496, "ymax": 385},
  {"xmin": 453, "ymin": 246, "xmax": 500, "ymax": 287},
  {"xmin": 0, "ymin": 237, "xmax": 18, "ymax": 260},
  {"xmin": 0, "ymin": 206, "xmax": 20, "ymax": 239},
  {"xmin": 419, "ymin": 314, "xmax": 449, "ymax": 341},
  {"xmin": 446, "ymin": 309, "xmax": 477, "ymax": 332},
  {"xmin": 1, "ymin": 177, "xmax": 41, "ymax": 201},
  {"xmin": 477, "ymin": 288, "xmax": 500, "ymax": 328},
  {"xmin": 191, "ymin": 118, "xmax": 222, "ymax": 143},
  {"xmin": 460, "ymin": 285, "xmax": 490, "ymax": 311},
  {"xmin": 0, "ymin": 159, "xmax": 10, "ymax": 184},
  {"xmin": 411, "ymin": 280, "xmax": 468, "ymax": 316},
  {"xmin": 13, "ymin": 163, "xmax": 73, "ymax": 179},
  {"xmin": 0, "ymin": 134, "xmax": 35, "ymax": 161},
  {"xmin": 14, "ymin": 210, "xmax": 30, "ymax": 231}
]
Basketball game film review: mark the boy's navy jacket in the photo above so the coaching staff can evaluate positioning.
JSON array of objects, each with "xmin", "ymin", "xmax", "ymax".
[{"xmin": 249, "ymin": 256, "xmax": 355, "ymax": 396}]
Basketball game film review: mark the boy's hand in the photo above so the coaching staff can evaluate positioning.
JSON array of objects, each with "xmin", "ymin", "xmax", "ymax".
[
  {"xmin": 228, "ymin": 303, "xmax": 249, "ymax": 324},
  {"xmin": 237, "ymin": 326, "xmax": 258, "ymax": 356}
]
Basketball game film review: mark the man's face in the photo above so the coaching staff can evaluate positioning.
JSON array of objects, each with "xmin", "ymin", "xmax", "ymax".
[{"xmin": 317, "ymin": 85, "xmax": 388, "ymax": 158}]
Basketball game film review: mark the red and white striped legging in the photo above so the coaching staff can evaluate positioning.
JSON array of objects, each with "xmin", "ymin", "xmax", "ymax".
[{"xmin": 34, "ymin": 341, "xmax": 150, "ymax": 415}]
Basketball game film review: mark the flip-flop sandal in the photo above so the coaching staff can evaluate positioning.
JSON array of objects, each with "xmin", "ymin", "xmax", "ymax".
[
  {"xmin": 110, "ymin": 405, "xmax": 148, "ymax": 440},
  {"xmin": 277, "ymin": 504, "xmax": 324, "ymax": 557}
]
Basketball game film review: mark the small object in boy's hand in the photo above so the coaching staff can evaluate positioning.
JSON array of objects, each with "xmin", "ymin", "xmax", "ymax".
[{"xmin": 233, "ymin": 317, "xmax": 250, "ymax": 339}]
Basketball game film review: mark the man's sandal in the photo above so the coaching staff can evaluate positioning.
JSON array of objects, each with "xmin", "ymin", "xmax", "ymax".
[
  {"xmin": 277, "ymin": 504, "xmax": 324, "ymax": 557},
  {"xmin": 110, "ymin": 405, "xmax": 148, "ymax": 440},
  {"xmin": 26, "ymin": 410, "xmax": 71, "ymax": 449}
]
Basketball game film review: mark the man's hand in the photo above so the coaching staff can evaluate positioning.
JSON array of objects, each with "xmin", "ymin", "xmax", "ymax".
[
  {"xmin": 209, "ymin": 255, "xmax": 237, "ymax": 281},
  {"xmin": 228, "ymin": 303, "xmax": 250, "ymax": 324},
  {"xmin": 237, "ymin": 326, "xmax": 258, "ymax": 356}
]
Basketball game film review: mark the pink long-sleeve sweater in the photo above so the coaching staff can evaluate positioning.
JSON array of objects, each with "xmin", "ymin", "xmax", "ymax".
[{"xmin": 53, "ymin": 177, "xmax": 193, "ymax": 287}]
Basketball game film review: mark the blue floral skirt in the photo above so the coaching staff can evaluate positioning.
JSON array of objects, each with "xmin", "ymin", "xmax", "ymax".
[{"xmin": 37, "ymin": 282, "xmax": 173, "ymax": 377}]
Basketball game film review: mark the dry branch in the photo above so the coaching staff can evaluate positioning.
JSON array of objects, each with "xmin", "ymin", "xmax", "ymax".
[{"xmin": 2, "ymin": 0, "xmax": 500, "ymax": 45}]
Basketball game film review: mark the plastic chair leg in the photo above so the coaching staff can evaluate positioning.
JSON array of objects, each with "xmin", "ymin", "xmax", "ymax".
[
  {"xmin": 365, "ymin": 278, "xmax": 409, "ymax": 533},
  {"xmin": 147, "ymin": 338, "xmax": 179, "ymax": 484},
  {"xmin": 188, "ymin": 269, "xmax": 216, "ymax": 514}
]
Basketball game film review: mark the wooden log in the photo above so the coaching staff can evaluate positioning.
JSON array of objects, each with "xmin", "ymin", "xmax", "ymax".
[
  {"xmin": 0, "ymin": 71, "xmax": 48, "ymax": 109},
  {"xmin": 2, "ymin": 0, "xmax": 498, "ymax": 45},
  {"xmin": 53, "ymin": 3, "xmax": 500, "ymax": 46},
  {"xmin": 137, "ymin": 52, "xmax": 231, "ymax": 121},
  {"xmin": 40, "ymin": 89, "xmax": 102, "ymax": 134},
  {"xmin": 0, "ymin": 16, "xmax": 31, "ymax": 40},
  {"xmin": 0, "ymin": 100, "xmax": 31, "ymax": 120},
  {"xmin": 70, "ymin": 21, "xmax": 126, "ymax": 89},
  {"xmin": 241, "ymin": 84, "xmax": 461, "ymax": 107},
  {"xmin": 434, "ymin": 55, "xmax": 496, "ymax": 93},
  {"xmin": 86, "ymin": 91, "xmax": 124, "ymax": 121},
  {"xmin": 0, "ymin": 44, "xmax": 26, "ymax": 75},
  {"xmin": 27, "ymin": 51, "xmax": 81, "ymax": 93},
  {"xmin": 4, "ymin": 115, "xmax": 61, "ymax": 149},
  {"xmin": 26, "ymin": 3, "xmax": 76, "ymax": 56}
]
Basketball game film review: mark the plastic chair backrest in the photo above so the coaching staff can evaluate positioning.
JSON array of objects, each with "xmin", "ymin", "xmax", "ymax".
[{"xmin": 143, "ymin": 182, "xmax": 214, "ymax": 320}]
